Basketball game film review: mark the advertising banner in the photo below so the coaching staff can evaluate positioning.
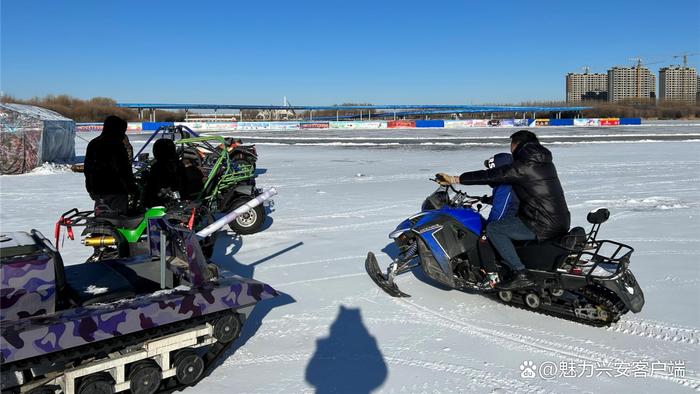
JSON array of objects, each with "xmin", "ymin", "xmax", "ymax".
[
  {"xmin": 268, "ymin": 122, "xmax": 300, "ymax": 130},
  {"xmin": 126, "ymin": 122, "xmax": 143, "ymax": 132},
  {"xmin": 534, "ymin": 119, "xmax": 550, "ymax": 127},
  {"xmin": 472, "ymin": 119, "xmax": 489, "ymax": 127},
  {"xmin": 444, "ymin": 120, "xmax": 475, "ymax": 128},
  {"xmin": 486, "ymin": 119, "xmax": 516, "ymax": 127},
  {"xmin": 513, "ymin": 119, "xmax": 529, "ymax": 127},
  {"xmin": 176, "ymin": 122, "xmax": 238, "ymax": 131},
  {"xmin": 300, "ymin": 122, "xmax": 330, "ymax": 129},
  {"xmin": 237, "ymin": 122, "xmax": 271, "ymax": 130},
  {"xmin": 358, "ymin": 121, "xmax": 386, "ymax": 129},
  {"xmin": 75, "ymin": 123, "xmax": 103, "ymax": 132},
  {"xmin": 388, "ymin": 120, "xmax": 416, "ymax": 128},
  {"xmin": 600, "ymin": 118, "xmax": 620, "ymax": 126},
  {"xmin": 573, "ymin": 118, "xmax": 600, "ymax": 127},
  {"xmin": 329, "ymin": 121, "xmax": 355, "ymax": 129}
]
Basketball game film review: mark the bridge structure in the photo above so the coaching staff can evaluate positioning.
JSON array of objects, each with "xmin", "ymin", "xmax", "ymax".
[{"xmin": 116, "ymin": 103, "xmax": 592, "ymax": 122}]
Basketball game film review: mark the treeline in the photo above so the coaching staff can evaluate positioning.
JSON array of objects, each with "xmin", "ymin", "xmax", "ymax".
[{"xmin": 0, "ymin": 95, "xmax": 185, "ymax": 122}]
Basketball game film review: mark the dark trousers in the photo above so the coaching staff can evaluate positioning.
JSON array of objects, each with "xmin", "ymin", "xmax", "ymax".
[
  {"xmin": 486, "ymin": 216, "xmax": 536, "ymax": 271},
  {"xmin": 93, "ymin": 194, "xmax": 128, "ymax": 216}
]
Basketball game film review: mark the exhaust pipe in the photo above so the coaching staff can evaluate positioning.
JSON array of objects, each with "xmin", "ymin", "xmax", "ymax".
[
  {"xmin": 196, "ymin": 187, "xmax": 277, "ymax": 238},
  {"xmin": 82, "ymin": 235, "xmax": 117, "ymax": 247}
]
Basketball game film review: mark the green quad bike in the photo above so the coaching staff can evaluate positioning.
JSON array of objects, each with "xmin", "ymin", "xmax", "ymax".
[
  {"xmin": 58, "ymin": 127, "xmax": 270, "ymax": 262},
  {"xmin": 56, "ymin": 196, "xmax": 219, "ymax": 262},
  {"xmin": 175, "ymin": 134, "xmax": 269, "ymax": 235}
]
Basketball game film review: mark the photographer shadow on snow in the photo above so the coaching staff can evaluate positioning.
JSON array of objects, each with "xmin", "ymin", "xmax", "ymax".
[{"xmin": 305, "ymin": 306, "xmax": 387, "ymax": 394}]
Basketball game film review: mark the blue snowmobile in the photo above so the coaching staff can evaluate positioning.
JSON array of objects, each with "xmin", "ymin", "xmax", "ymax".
[{"xmin": 365, "ymin": 181, "xmax": 645, "ymax": 325}]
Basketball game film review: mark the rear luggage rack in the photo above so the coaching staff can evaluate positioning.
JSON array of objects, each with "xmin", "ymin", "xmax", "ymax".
[{"xmin": 561, "ymin": 239, "xmax": 634, "ymax": 279}]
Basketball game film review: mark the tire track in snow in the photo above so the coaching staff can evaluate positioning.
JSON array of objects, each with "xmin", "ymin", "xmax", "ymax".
[
  {"xmin": 394, "ymin": 298, "xmax": 700, "ymax": 390},
  {"xmin": 257, "ymin": 255, "xmax": 367, "ymax": 271},
  {"xmin": 271, "ymin": 201, "xmax": 416, "ymax": 223},
  {"xmin": 608, "ymin": 319, "xmax": 700, "ymax": 345},
  {"xmin": 247, "ymin": 219, "xmax": 398, "ymax": 237},
  {"xmin": 274, "ymin": 273, "xmax": 366, "ymax": 287}
]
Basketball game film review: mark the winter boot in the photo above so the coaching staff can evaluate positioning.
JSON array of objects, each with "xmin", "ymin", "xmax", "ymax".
[
  {"xmin": 497, "ymin": 270, "xmax": 535, "ymax": 290},
  {"xmin": 478, "ymin": 272, "xmax": 500, "ymax": 290}
]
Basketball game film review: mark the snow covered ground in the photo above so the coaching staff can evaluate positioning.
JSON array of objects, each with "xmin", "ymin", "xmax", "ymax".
[{"xmin": 1, "ymin": 122, "xmax": 699, "ymax": 393}]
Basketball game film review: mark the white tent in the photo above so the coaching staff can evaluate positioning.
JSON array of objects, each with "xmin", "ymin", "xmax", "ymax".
[{"xmin": 0, "ymin": 103, "xmax": 75, "ymax": 174}]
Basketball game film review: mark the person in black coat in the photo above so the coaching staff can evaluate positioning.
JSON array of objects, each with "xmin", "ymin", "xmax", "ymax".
[
  {"xmin": 84, "ymin": 116, "xmax": 137, "ymax": 214},
  {"xmin": 436, "ymin": 130, "xmax": 570, "ymax": 290},
  {"xmin": 141, "ymin": 139, "xmax": 187, "ymax": 208}
]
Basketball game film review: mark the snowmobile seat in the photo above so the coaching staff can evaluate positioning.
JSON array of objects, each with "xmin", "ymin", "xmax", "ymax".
[
  {"xmin": 517, "ymin": 240, "xmax": 568, "ymax": 271},
  {"xmin": 64, "ymin": 263, "xmax": 135, "ymax": 306},
  {"xmin": 517, "ymin": 227, "xmax": 588, "ymax": 271},
  {"xmin": 94, "ymin": 215, "xmax": 144, "ymax": 229}
]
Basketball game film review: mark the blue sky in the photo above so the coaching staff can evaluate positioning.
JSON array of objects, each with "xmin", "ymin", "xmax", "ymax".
[{"xmin": 1, "ymin": 0, "xmax": 698, "ymax": 104}]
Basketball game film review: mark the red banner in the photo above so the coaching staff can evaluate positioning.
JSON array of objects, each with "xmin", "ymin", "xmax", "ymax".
[
  {"xmin": 600, "ymin": 118, "xmax": 620, "ymax": 126},
  {"xmin": 388, "ymin": 120, "xmax": 416, "ymax": 128},
  {"xmin": 300, "ymin": 122, "xmax": 329, "ymax": 129}
]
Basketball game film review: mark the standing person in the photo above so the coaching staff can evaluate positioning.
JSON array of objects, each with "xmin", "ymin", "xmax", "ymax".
[
  {"xmin": 84, "ymin": 115, "xmax": 137, "ymax": 214},
  {"xmin": 477, "ymin": 152, "xmax": 519, "ymax": 289},
  {"xmin": 436, "ymin": 130, "xmax": 570, "ymax": 290}
]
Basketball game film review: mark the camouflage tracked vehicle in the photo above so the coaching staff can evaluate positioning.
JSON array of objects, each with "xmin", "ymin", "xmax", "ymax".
[{"xmin": 0, "ymin": 218, "xmax": 278, "ymax": 394}]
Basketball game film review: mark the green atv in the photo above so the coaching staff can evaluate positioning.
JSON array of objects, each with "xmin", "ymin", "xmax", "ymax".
[
  {"xmin": 174, "ymin": 135, "xmax": 268, "ymax": 235},
  {"xmin": 56, "ymin": 202, "xmax": 217, "ymax": 262},
  {"xmin": 58, "ymin": 127, "xmax": 269, "ymax": 262}
]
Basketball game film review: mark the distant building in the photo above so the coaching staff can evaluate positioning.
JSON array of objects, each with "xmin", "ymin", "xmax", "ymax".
[
  {"xmin": 659, "ymin": 66, "xmax": 697, "ymax": 104},
  {"xmin": 607, "ymin": 66, "xmax": 656, "ymax": 102},
  {"xmin": 566, "ymin": 72, "xmax": 608, "ymax": 102}
]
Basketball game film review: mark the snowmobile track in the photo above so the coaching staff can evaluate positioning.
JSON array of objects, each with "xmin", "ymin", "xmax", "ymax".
[{"xmin": 394, "ymin": 298, "xmax": 700, "ymax": 390}]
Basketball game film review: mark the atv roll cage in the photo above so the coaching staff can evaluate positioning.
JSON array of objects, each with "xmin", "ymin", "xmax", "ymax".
[
  {"xmin": 131, "ymin": 125, "xmax": 256, "ymax": 212},
  {"xmin": 173, "ymin": 135, "xmax": 255, "ymax": 210}
]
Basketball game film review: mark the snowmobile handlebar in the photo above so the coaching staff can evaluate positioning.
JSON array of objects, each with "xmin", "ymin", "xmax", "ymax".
[{"xmin": 429, "ymin": 178, "xmax": 482, "ymax": 200}]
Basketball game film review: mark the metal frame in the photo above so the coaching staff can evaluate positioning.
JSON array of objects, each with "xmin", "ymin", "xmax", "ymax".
[{"xmin": 59, "ymin": 323, "xmax": 216, "ymax": 394}]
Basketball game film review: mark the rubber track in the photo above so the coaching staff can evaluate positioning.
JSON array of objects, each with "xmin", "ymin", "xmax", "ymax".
[
  {"xmin": 486, "ymin": 285, "xmax": 626, "ymax": 327},
  {"xmin": 2, "ymin": 309, "xmax": 240, "ymax": 394}
]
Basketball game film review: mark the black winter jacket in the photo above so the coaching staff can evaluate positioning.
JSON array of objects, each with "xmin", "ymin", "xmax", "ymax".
[
  {"xmin": 84, "ymin": 129, "xmax": 136, "ymax": 196},
  {"xmin": 458, "ymin": 141, "xmax": 570, "ymax": 240},
  {"xmin": 141, "ymin": 159, "xmax": 186, "ymax": 208}
]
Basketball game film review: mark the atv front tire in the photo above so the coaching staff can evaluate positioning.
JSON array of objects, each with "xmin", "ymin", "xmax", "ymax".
[{"xmin": 227, "ymin": 198, "xmax": 265, "ymax": 235}]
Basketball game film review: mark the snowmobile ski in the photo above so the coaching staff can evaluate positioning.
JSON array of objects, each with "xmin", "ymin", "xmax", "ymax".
[{"xmin": 365, "ymin": 252, "xmax": 410, "ymax": 298}]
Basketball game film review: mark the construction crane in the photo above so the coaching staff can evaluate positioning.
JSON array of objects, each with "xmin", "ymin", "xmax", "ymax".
[
  {"xmin": 672, "ymin": 52, "xmax": 699, "ymax": 68},
  {"xmin": 629, "ymin": 57, "xmax": 665, "ymax": 99}
]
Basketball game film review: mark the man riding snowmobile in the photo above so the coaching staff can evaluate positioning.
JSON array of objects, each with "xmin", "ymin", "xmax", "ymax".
[{"xmin": 436, "ymin": 130, "xmax": 570, "ymax": 290}]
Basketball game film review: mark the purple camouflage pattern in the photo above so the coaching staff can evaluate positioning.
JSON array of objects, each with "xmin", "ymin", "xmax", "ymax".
[
  {"xmin": 1, "ymin": 276, "xmax": 277, "ymax": 364},
  {"xmin": 1, "ymin": 221, "xmax": 279, "ymax": 365},
  {"xmin": 0, "ymin": 254, "xmax": 56, "ymax": 321}
]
